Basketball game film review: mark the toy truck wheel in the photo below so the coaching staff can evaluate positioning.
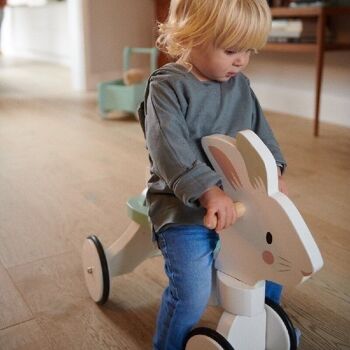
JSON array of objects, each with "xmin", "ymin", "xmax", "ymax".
[
  {"xmin": 185, "ymin": 327, "xmax": 234, "ymax": 350},
  {"xmin": 82, "ymin": 235, "xmax": 110, "ymax": 304},
  {"xmin": 265, "ymin": 297, "xmax": 297, "ymax": 350}
]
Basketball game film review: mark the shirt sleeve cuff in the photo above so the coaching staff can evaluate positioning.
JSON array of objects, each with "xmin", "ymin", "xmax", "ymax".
[
  {"xmin": 173, "ymin": 162, "xmax": 222, "ymax": 208},
  {"xmin": 276, "ymin": 162, "xmax": 287, "ymax": 175}
]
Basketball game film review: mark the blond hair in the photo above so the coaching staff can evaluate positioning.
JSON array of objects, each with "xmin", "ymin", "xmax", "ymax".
[{"xmin": 157, "ymin": 0, "xmax": 271, "ymax": 62}]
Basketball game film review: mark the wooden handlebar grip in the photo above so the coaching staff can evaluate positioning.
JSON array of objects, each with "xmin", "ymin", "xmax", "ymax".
[{"xmin": 204, "ymin": 202, "xmax": 246, "ymax": 229}]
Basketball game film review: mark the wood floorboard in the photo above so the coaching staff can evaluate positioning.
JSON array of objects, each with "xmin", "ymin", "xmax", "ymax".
[
  {"xmin": 0, "ymin": 263, "xmax": 33, "ymax": 330},
  {"xmin": 0, "ymin": 170, "xmax": 73, "ymax": 267},
  {"xmin": 8, "ymin": 251, "xmax": 161, "ymax": 350},
  {"xmin": 0, "ymin": 57, "xmax": 349, "ymax": 349},
  {"xmin": 285, "ymin": 291, "xmax": 350, "ymax": 350},
  {"xmin": 0, "ymin": 319, "xmax": 52, "ymax": 350}
]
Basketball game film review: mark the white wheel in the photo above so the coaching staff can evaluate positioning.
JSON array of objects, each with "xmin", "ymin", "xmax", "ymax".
[
  {"xmin": 82, "ymin": 235, "xmax": 110, "ymax": 304},
  {"xmin": 185, "ymin": 327, "xmax": 234, "ymax": 350},
  {"xmin": 265, "ymin": 298, "xmax": 297, "ymax": 350}
]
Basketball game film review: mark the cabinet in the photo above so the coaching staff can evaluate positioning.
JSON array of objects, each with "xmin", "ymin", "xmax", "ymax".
[{"xmin": 266, "ymin": 6, "xmax": 350, "ymax": 136}]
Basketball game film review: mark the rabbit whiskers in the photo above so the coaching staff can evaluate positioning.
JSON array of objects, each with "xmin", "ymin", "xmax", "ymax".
[{"xmin": 277, "ymin": 256, "xmax": 291, "ymax": 272}]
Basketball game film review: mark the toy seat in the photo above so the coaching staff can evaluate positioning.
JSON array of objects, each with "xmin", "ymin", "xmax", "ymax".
[
  {"xmin": 126, "ymin": 191, "xmax": 150, "ymax": 229},
  {"xmin": 98, "ymin": 47, "xmax": 158, "ymax": 117}
]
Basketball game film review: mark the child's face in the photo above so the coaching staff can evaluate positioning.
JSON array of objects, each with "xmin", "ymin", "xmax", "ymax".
[{"xmin": 189, "ymin": 43, "xmax": 251, "ymax": 82}]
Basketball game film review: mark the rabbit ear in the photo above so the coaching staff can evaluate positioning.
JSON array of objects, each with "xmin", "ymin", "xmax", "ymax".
[
  {"xmin": 236, "ymin": 130, "xmax": 279, "ymax": 196},
  {"xmin": 202, "ymin": 134, "xmax": 252, "ymax": 191}
]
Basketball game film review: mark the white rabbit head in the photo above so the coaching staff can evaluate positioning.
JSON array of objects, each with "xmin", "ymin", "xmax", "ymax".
[{"xmin": 202, "ymin": 130, "xmax": 324, "ymax": 288}]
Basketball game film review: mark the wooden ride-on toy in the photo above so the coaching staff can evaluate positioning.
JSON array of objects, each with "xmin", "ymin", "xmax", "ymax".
[
  {"xmin": 97, "ymin": 47, "xmax": 158, "ymax": 118},
  {"xmin": 82, "ymin": 130, "xmax": 324, "ymax": 350}
]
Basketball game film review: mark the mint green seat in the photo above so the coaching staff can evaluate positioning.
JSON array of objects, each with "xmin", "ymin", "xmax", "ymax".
[
  {"xmin": 98, "ymin": 47, "xmax": 158, "ymax": 117},
  {"xmin": 127, "ymin": 194, "xmax": 150, "ymax": 229}
]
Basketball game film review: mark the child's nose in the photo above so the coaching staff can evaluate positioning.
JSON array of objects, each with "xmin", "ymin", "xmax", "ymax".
[{"xmin": 232, "ymin": 53, "xmax": 248, "ymax": 67}]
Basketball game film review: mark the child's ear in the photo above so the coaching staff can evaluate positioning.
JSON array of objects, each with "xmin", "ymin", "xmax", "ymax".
[
  {"xmin": 236, "ymin": 130, "xmax": 278, "ymax": 195},
  {"xmin": 202, "ymin": 134, "xmax": 251, "ymax": 191}
]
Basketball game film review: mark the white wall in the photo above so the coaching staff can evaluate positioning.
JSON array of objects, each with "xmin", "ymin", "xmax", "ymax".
[
  {"xmin": 246, "ymin": 51, "xmax": 350, "ymax": 128},
  {"xmin": 2, "ymin": 2, "xmax": 70, "ymax": 65}
]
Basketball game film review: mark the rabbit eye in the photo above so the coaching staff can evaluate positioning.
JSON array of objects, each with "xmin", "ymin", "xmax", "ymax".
[{"xmin": 266, "ymin": 232, "xmax": 273, "ymax": 244}]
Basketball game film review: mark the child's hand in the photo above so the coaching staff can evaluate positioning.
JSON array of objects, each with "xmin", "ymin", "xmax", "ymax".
[{"xmin": 199, "ymin": 186, "xmax": 238, "ymax": 231}]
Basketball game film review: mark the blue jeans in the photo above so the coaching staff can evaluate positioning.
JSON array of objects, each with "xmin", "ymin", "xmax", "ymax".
[
  {"xmin": 153, "ymin": 224, "xmax": 283, "ymax": 350},
  {"xmin": 154, "ymin": 225, "xmax": 219, "ymax": 350}
]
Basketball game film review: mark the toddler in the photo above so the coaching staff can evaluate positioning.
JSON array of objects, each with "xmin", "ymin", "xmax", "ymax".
[{"xmin": 139, "ymin": 0, "xmax": 287, "ymax": 348}]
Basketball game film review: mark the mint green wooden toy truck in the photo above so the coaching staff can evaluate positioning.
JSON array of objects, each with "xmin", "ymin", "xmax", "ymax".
[{"xmin": 98, "ymin": 47, "xmax": 158, "ymax": 117}]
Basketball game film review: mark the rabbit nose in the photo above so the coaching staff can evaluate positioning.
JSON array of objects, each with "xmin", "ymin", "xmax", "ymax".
[{"xmin": 301, "ymin": 270, "xmax": 312, "ymax": 277}]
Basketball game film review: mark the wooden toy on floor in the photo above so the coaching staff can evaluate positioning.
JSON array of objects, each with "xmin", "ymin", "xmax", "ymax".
[
  {"xmin": 82, "ymin": 130, "xmax": 323, "ymax": 350},
  {"xmin": 97, "ymin": 47, "xmax": 158, "ymax": 118}
]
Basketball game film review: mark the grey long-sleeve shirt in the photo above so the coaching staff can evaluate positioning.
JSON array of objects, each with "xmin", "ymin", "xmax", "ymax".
[{"xmin": 139, "ymin": 63, "xmax": 286, "ymax": 233}]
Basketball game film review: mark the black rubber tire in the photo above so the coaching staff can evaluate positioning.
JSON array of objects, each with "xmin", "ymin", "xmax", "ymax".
[
  {"xmin": 87, "ymin": 235, "xmax": 110, "ymax": 305},
  {"xmin": 184, "ymin": 327, "xmax": 235, "ymax": 350},
  {"xmin": 265, "ymin": 297, "xmax": 297, "ymax": 350}
]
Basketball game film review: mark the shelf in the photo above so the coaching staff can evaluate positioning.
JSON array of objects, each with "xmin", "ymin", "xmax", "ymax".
[
  {"xmin": 271, "ymin": 6, "xmax": 350, "ymax": 17},
  {"xmin": 326, "ymin": 42, "xmax": 350, "ymax": 51},
  {"xmin": 265, "ymin": 42, "xmax": 350, "ymax": 52},
  {"xmin": 265, "ymin": 42, "xmax": 317, "ymax": 52},
  {"xmin": 271, "ymin": 6, "xmax": 322, "ymax": 17}
]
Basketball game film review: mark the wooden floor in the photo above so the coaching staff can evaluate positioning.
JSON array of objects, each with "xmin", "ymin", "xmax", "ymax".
[{"xmin": 0, "ymin": 57, "xmax": 349, "ymax": 350}]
